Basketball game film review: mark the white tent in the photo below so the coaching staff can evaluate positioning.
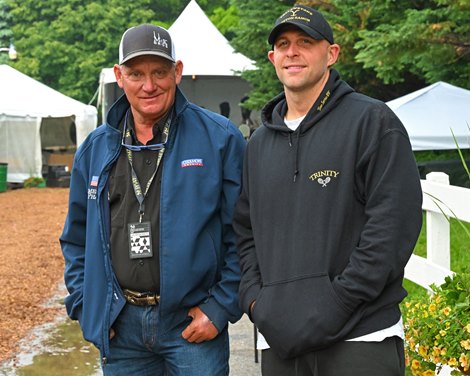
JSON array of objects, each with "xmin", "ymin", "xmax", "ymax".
[
  {"xmin": 386, "ymin": 82, "xmax": 470, "ymax": 151},
  {"xmin": 169, "ymin": 0, "xmax": 254, "ymax": 76},
  {"xmin": 0, "ymin": 64, "xmax": 97, "ymax": 183},
  {"xmin": 99, "ymin": 0, "xmax": 256, "ymax": 125}
]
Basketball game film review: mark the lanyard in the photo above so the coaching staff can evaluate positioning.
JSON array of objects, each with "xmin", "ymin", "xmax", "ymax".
[{"xmin": 123, "ymin": 109, "xmax": 171, "ymax": 223}]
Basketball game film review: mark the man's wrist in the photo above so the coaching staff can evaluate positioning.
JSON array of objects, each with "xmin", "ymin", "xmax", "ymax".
[{"xmin": 249, "ymin": 300, "xmax": 256, "ymax": 316}]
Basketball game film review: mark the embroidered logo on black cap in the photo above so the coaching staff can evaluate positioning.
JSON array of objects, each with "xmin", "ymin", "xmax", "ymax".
[
  {"xmin": 153, "ymin": 31, "xmax": 169, "ymax": 48},
  {"xmin": 268, "ymin": 4, "xmax": 334, "ymax": 45},
  {"xmin": 280, "ymin": 6, "xmax": 312, "ymax": 24},
  {"xmin": 119, "ymin": 24, "xmax": 176, "ymax": 65}
]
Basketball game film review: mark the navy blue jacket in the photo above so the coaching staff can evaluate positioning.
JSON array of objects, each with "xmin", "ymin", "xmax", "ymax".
[{"xmin": 60, "ymin": 88, "xmax": 245, "ymax": 359}]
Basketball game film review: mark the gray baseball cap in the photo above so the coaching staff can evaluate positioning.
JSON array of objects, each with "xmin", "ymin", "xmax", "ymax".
[{"xmin": 119, "ymin": 24, "xmax": 176, "ymax": 65}]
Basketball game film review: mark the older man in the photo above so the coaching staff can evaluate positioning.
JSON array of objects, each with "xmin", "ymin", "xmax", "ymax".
[{"xmin": 60, "ymin": 24, "xmax": 245, "ymax": 375}]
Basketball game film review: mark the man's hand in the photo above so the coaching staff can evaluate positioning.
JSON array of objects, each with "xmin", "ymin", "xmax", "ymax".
[{"xmin": 182, "ymin": 306, "xmax": 219, "ymax": 343}]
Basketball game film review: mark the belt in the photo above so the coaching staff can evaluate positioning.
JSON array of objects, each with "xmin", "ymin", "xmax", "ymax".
[{"xmin": 123, "ymin": 289, "xmax": 160, "ymax": 306}]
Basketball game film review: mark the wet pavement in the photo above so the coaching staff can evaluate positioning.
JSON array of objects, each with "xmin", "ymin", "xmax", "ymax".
[
  {"xmin": 0, "ymin": 287, "xmax": 261, "ymax": 376},
  {"xmin": 229, "ymin": 314, "xmax": 262, "ymax": 375}
]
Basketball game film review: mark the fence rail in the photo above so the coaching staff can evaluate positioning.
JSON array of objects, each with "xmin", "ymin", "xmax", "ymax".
[{"xmin": 404, "ymin": 172, "xmax": 470, "ymax": 290}]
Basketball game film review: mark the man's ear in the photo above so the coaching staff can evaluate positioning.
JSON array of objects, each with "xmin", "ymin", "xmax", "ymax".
[
  {"xmin": 327, "ymin": 44, "xmax": 340, "ymax": 67},
  {"xmin": 114, "ymin": 64, "xmax": 124, "ymax": 89},
  {"xmin": 175, "ymin": 60, "xmax": 183, "ymax": 85},
  {"xmin": 268, "ymin": 50, "xmax": 275, "ymax": 65}
]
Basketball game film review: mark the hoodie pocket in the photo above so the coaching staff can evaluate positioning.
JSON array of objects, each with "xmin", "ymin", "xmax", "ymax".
[{"xmin": 252, "ymin": 274, "xmax": 352, "ymax": 359}]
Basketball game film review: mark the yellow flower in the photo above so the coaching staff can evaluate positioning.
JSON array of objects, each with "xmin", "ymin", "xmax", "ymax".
[
  {"xmin": 461, "ymin": 340, "xmax": 470, "ymax": 350},
  {"xmin": 422, "ymin": 370, "xmax": 435, "ymax": 376},
  {"xmin": 442, "ymin": 307, "xmax": 451, "ymax": 316},
  {"xmin": 466, "ymin": 323, "xmax": 470, "ymax": 333},
  {"xmin": 411, "ymin": 359, "xmax": 421, "ymax": 370},
  {"xmin": 418, "ymin": 345, "xmax": 428, "ymax": 357},
  {"xmin": 428, "ymin": 303, "xmax": 437, "ymax": 313},
  {"xmin": 448, "ymin": 357, "xmax": 458, "ymax": 366},
  {"xmin": 439, "ymin": 330, "xmax": 447, "ymax": 337},
  {"xmin": 460, "ymin": 353, "xmax": 469, "ymax": 368}
]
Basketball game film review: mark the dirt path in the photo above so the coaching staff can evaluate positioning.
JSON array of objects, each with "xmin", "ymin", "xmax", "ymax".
[{"xmin": 0, "ymin": 187, "xmax": 69, "ymax": 363}]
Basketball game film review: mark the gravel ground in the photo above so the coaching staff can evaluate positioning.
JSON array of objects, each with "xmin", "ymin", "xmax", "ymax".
[
  {"xmin": 0, "ymin": 187, "xmax": 261, "ymax": 375},
  {"xmin": 0, "ymin": 188, "xmax": 68, "ymax": 363}
]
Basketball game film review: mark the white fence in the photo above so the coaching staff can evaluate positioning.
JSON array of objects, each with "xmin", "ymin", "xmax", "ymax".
[
  {"xmin": 404, "ymin": 172, "xmax": 470, "ymax": 376},
  {"xmin": 404, "ymin": 172, "xmax": 470, "ymax": 290}
]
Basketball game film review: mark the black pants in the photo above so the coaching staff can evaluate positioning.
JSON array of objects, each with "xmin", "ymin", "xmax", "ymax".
[{"xmin": 261, "ymin": 336, "xmax": 405, "ymax": 376}]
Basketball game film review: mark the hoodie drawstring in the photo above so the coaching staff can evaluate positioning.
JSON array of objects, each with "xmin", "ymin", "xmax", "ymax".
[
  {"xmin": 293, "ymin": 130, "xmax": 301, "ymax": 182},
  {"xmin": 288, "ymin": 131, "xmax": 301, "ymax": 182}
]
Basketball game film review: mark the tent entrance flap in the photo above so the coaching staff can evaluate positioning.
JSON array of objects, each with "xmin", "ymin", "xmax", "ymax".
[{"xmin": 40, "ymin": 116, "xmax": 77, "ymax": 149}]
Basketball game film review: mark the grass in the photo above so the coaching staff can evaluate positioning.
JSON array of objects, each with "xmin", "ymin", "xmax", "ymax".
[
  {"xmin": 414, "ymin": 149, "xmax": 470, "ymax": 163},
  {"xmin": 403, "ymin": 215, "xmax": 470, "ymax": 298},
  {"xmin": 402, "ymin": 215, "xmax": 470, "ymax": 375},
  {"xmin": 413, "ymin": 149, "xmax": 470, "ymax": 188}
]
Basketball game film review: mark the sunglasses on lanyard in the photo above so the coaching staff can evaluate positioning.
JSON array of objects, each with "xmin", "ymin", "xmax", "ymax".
[{"xmin": 121, "ymin": 109, "xmax": 168, "ymax": 151}]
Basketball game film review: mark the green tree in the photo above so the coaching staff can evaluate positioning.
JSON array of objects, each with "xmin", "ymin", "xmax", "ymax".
[
  {"xmin": 229, "ymin": 0, "xmax": 294, "ymax": 110},
  {"xmin": 0, "ymin": 0, "xmax": 13, "ymax": 65},
  {"xmin": 210, "ymin": 4, "xmax": 239, "ymax": 40},
  {"xmin": 355, "ymin": 0, "xmax": 470, "ymax": 89},
  {"xmin": 7, "ymin": 0, "xmax": 162, "ymax": 103},
  {"xmin": 6, "ymin": 0, "xmax": 468, "ymax": 110},
  {"xmin": 229, "ymin": 0, "xmax": 415, "ymax": 108},
  {"xmin": 302, "ymin": 0, "xmax": 429, "ymax": 100},
  {"xmin": 231, "ymin": 0, "xmax": 468, "ymax": 109},
  {"xmin": 6, "ymin": 0, "xmax": 234, "ymax": 105}
]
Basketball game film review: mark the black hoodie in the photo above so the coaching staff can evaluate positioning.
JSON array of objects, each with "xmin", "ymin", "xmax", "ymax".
[{"xmin": 233, "ymin": 70, "xmax": 423, "ymax": 359}]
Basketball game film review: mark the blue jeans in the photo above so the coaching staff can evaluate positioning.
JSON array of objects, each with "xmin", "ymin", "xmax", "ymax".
[{"xmin": 103, "ymin": 303, "xmax": 229, "ymax": 376}]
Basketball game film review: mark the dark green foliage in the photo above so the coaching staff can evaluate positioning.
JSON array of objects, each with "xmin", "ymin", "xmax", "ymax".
[
  {"xmin": 2, "ymin": 0, "xmax": 231, "ymax": 104},
  {"xmin": 414, "ymin": 149, "xmax": 470, "ymax": 163},
  {"xmin": 1, "ymin": 0, "xmax": 468, "ymax": 108},
  {"xmin": 231, "ymin": 0, "xmax": 469, "ymax": 108},
  {"xmin": 355, "ymin": 0, "xmax": 470, "ymax": 89},
  {"xmin": 229, "ymin": 0, "xmax": 294, "ymax": 110},
  {"xmin": 0, "ymin": 0, "xmax": 13, "ymax": 65}
]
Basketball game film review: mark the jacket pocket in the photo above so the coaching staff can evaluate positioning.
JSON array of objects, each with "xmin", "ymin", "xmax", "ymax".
[{"xmin": 252, "ymin": 274, "xmax": 353, "ymax": 359}]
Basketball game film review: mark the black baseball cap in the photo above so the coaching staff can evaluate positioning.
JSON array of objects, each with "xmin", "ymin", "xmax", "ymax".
[
  {"xmin": 268, "ymin": 4, "xmax": 334, "ymax": 45},
  {"xmin": 119, "ymin": 24, "xmax": 176, "ymax": 65}
]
